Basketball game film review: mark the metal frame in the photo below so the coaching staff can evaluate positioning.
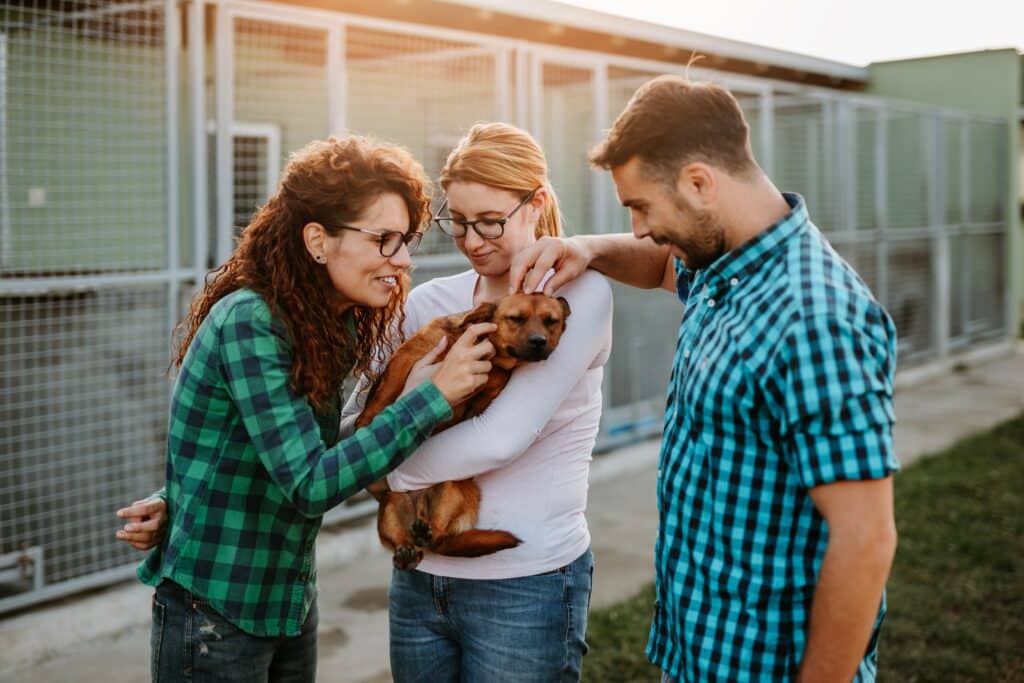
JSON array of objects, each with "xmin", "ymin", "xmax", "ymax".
[
  {"xmin": 0, "ymin": 0, "xmax": 183, "ymax": 616},
  {"xmin": 1, "ymin": 0, "xmax": 1015, "ymax": 614},
  {"xmin": 0, "ymin": 33, "xmax": 8, "ymax": 270}
]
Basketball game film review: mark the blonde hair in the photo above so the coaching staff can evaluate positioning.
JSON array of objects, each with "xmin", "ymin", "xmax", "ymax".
[{"xmin": 439, "ymin": 122, "xmax": 562, "ymax": 238}]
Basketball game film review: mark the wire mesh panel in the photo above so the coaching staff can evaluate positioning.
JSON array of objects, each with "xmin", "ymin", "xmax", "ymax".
[
  {"xmin": 943, "ymin": 118, "xmax": 965, "ymax": 225},
  {"xmin": 854, "ymin": 106, "xmax": 881, "ymax": 230},
  {"xmin": 968, "ymin": 121, "xmax": 1008, "ymax": 224},
  {"xmin": 885, "ymin": 111, "xmax": 929, "ymax": 229},
  {"xmin": 0, "ymin": 286, "xmax": 169, "ymax": 598},
  {"xmin": 886, "ymin": 237, "xmax": 935, "ymax": 360},
  {"xmin": 232, "ymin": 17, "xmax": 326, "ymax": 179},
  {"xmin": 950, "ymin": 230, "xmax": 1006, "ymax": 344},
  {"xmin": 346, "ymin": 24, "xmax": 497, "ymax": 259},
  {"xmin": 0, "ymin": 0, "xmax": 176, "ymax": 611},
  {"xmin": 540, "ymin": 62, "xmax": 594, "ymax": 235},
  {"xmin": 231, "ymin": 133, "xmax": 272, "ymax": 234},
  {"xmin": 0, "ymin": 0, "xmax": 167, "ymax": 274},
  {"xmin": 773, "ymin": 96, "xmax": 839, "ymax": 231}
]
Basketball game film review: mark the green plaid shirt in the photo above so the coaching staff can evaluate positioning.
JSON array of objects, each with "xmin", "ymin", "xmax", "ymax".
[{"xmin": 139, "ymin": 288, "xmax": 452, "ymax": 636}]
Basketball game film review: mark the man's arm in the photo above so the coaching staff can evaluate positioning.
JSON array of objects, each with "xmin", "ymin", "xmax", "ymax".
[
  {"xmin": 797, "ymin": 477, "xmax": 897, "ymax": 682},
  {"xmin": 510, "ymin": 233, "xmax": 673, "ymax": 295}
]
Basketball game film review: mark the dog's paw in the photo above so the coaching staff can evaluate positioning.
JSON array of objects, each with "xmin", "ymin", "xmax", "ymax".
[
  {"xmin": 393, "ymin": 545, "xmax": 423, "ymax": 571},
  {"xmin": 410, "ymin": 518, "xmax": 432, "ymax": 547}
]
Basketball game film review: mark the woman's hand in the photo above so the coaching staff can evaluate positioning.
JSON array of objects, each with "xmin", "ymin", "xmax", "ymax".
[
  {"xmin": 400, "ymin": 336, "xmax": 449, "ymax": 399},
  {"xmin": 429, "ymin": 323, "xmax": 496, "ymax": 407},
  {"xmin": 115, "ymin": 497, "xmax": 168, "ymax": 551}
]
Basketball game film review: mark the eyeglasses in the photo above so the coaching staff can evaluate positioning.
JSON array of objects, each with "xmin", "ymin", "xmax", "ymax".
[
  {"xmin": 323, "ymin": 224, "xmax": 423, "ymax": 257},
  {"xmin": 432, "ymin": 188, "xmax": 539, "ymax": 239}
]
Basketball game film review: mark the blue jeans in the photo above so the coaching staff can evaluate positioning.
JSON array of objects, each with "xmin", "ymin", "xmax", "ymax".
[
  {"xmin": 151, "ymin": 581, "xmax": 318, "ymax": 683},
  {"xmin": 389, "ymin": 548, "xmax": 594, "ymax": 683}
]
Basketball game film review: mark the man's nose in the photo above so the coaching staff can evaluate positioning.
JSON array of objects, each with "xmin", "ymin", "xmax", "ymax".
[{"xmin": 631, "ymin": 213, "xmax": 649, "ymax": 239}]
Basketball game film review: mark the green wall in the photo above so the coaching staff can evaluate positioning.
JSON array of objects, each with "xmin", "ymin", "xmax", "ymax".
[{"xmin": 867, "ymin": 49, "xmax": 1023, "ymax": 337}]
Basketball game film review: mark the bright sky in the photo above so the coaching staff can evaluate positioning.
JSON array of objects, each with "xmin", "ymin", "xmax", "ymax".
[{"xmin": 559, "ymin": 0, "xmax": 1024, "ymax": 67}]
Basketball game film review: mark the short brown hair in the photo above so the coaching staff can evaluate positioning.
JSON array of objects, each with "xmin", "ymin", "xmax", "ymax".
[{"xmin": 589, "ymin": 75, "xmax": 757, "ymax": 182}]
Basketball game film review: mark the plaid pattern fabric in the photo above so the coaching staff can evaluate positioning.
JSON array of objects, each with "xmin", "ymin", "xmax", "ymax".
[
  {"xmin": 648, "ymin": 194, "xmax": 899, "ymax": 681},
  {"xmin": 139, "ymin": 289, "xmax": 452, "ymax": 637}
]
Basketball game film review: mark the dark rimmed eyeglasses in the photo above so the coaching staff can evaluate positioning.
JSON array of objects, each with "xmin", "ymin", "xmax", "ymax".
[
  {"xmin": 323, "ymin": 223, "xmax": 423, "ymax": 257},
  {"xmin": 432, "ymin": 188, "xmax": 539, "ymax": 239}
]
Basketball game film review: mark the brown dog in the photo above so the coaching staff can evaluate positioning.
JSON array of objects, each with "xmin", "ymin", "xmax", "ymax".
[{"xmin": 356, "ymin": 292, "xmax": 570, "ymax": 569}]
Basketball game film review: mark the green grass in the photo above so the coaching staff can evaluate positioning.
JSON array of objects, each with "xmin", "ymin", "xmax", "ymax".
[{"xmin": 583, "ymin": 413, "xmax": 1024, "ymax": 682}]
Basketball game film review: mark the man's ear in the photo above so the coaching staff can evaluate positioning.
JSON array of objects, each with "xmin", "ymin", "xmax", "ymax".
[
  {"xmin": 302, "ymin": 222, "xmax": 328, "ymax": 261},
  {"xmin": 557, "ymin": 296, "xmax": 571, "ymax": 319},
  {"xmin": 458, "ymin": 302, "xmax": 498, "ymax": 327},
  {"xmin": 675, "ymin": 162, "xmax": 718, "ymax": 208}
]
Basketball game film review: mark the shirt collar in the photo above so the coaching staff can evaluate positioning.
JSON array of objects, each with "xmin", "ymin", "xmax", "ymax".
[{"xmin": 693, "ymin": 192, "xmax": 808, "ymax": 295}]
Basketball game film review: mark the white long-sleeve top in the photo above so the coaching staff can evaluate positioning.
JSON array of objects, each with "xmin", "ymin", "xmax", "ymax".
[{"xmin": 344, "ymin": 268, "xmax": 613, "ymax": 579}]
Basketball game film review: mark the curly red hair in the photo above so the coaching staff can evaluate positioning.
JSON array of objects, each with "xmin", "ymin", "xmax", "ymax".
[{"xmin": 174, "ymin": 135, "xmax": 432, "ymax": 411}]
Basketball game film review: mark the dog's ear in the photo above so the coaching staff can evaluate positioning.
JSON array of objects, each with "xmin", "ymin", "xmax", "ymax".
[
  {"xmin": 557, "ymin": 296, "xmax": 571, "ymax": 319},
  {"xmin": 457, "ymin": 301, "xmax": 498, "ymax": 327}
]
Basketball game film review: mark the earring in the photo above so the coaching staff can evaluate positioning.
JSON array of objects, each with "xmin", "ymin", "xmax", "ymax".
[{"xmin": 315, "ymin": 255, "xmax": 326, "ymax": 264}]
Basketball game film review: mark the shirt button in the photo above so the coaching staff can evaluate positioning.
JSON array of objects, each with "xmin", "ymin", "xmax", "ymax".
[
  {"xmin": 707, "ymin": 298, "xmax": 716, "ymax": 307},
  {"xmin": 730, "ymin": 277, "xmax": 739, "ymax": 287},
  {"xmin": 683, "ymin": 348, "xmax": 691, "ymax": 358}
]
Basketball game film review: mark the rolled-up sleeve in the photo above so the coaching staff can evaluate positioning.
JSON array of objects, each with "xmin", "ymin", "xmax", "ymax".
[{"xmin": 767, "ymin": 303, "xmax": 899, "ymax": 489}]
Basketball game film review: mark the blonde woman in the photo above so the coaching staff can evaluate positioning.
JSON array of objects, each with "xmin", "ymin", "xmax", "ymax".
[{"xmin": 347, "ymin": 123, "xmax": 613, "ymax": 682}]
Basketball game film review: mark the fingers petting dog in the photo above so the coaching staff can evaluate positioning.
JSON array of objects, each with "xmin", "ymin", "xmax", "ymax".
[{"xmin": 357, "ymin": 292, "xmax": 570, "ymax": 569}]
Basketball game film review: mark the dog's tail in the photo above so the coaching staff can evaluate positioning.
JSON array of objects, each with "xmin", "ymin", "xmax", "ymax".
[{"xmin": 430, "ymin": 529, "xmax": 521, "ymax": 557}]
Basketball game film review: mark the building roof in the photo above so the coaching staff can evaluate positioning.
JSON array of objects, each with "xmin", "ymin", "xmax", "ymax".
[{"xmin": 281, "ymin": 0, "xmax": 869, "ymax": 88}]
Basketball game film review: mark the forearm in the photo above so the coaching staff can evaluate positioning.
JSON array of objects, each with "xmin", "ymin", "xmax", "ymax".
[
  {"xmin": 390, "ymin": 272, "xmax": 613, "ymax": 490},
  {"xmin": 258, "ymin": 378, "xmax": 450, "ymax": 518},
  {"xmin": 797, "ymin": 531, "xmax": 896, "ymax": 682},
  {"xmin": 575, "ymin": 233, "xmax": 671, "ymax": 289}
]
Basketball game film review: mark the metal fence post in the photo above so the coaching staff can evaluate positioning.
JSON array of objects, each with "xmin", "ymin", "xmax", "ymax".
[{"xmin": 214, "ymin": 3, "xmax": 235, "ymax": 264}]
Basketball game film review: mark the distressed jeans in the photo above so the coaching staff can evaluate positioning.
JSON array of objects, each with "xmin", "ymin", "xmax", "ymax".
[
  {"xmin": 389, "ymin": 548, "xmax": 594, "ymax": 682},
  {"xmin": 151, "ymin": 580, "xmax": 318, "ymax": 683}
]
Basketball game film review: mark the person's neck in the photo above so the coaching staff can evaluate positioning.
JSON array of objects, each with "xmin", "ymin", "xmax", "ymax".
[
  {"xmin": 722, "ymin": 175, "xmax": 792, "ymax": 251},
  {"xmin": 474, "ymin": 272, "xmax": 510, "ymax": 304}
]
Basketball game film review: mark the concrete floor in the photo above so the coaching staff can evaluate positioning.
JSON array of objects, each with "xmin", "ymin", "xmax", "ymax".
[{"xmin": 3, "ymin": 344, "xmax": 1022, "ymax": 682}]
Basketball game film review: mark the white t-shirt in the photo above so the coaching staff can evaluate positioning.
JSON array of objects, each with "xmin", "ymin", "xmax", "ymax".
[{"xmin": 345, "ymin": 268, "xmax": 613, "ymax": 579}]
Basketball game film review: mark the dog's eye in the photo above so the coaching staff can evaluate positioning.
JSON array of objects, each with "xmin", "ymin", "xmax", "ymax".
[
  {"xmin": 543, "ymin": 317, "xmax": 560, "ymax": 326},
  {"xmin": 506, "ymin": 315, "xmax": 527, "ymax": 324}
]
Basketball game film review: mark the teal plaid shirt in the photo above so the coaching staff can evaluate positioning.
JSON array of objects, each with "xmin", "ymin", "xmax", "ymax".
[
  {"xmin": 139, "ymin": 288, "xmax": 452, "ymax": 636},
  {"xmin": 650, "ymin": 194, "xmax": 898, "ymax": 681}
]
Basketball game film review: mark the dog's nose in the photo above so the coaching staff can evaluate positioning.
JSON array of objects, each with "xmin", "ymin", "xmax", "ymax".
[{"xmin": 527, "ymin": 334, "xmax": 547, "ymax": 348}]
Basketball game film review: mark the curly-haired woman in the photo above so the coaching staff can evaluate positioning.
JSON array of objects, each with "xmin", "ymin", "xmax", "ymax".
[{"xmin": 118, "ymin": 135, "xmax": 494, "ymax": 683}]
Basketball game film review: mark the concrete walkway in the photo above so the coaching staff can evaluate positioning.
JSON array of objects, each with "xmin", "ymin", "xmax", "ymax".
[{"xmin": 2, "ymin": 343, "xmax": 1022, "ymax": 682}]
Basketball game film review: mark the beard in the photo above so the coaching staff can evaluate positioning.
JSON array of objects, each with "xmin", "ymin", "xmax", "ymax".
[{"xmin": 664, "ymin": 192, "xmax": 726, "ymax": 271}]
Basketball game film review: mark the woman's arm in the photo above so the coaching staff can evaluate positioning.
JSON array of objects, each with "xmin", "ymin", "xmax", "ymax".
[
  {"xmin": 387, "ymin": 271, "xmax": 613, "ymax": 491},
  {"xmin": 219, "ymin": 298, "xmax": 453, "ymax": 518}
]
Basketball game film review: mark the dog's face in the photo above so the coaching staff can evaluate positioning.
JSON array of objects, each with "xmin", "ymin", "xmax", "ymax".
[{"xmin": 489, "ymin": 293, "xmax": 571, "ymax": 362}]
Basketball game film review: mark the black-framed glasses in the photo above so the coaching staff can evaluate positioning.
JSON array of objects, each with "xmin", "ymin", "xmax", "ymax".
[
  {"xmin": 432, "ymin": 188, "xmax": 539, "ymax": 239},
  {"xmin": 325, "ymin": 224, "xmax": 423, "ymax": 257}
]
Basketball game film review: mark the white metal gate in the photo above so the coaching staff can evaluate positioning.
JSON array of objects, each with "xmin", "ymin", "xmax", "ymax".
[{"xmin": 0, "ymin": 0, "xmax": 1013, "ymax": 613}]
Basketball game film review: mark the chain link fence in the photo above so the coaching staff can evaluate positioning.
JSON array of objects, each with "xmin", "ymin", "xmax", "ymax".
[{"xmin": 0, "ymin": 0, "xmax": 1013, "ymax": 612}]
